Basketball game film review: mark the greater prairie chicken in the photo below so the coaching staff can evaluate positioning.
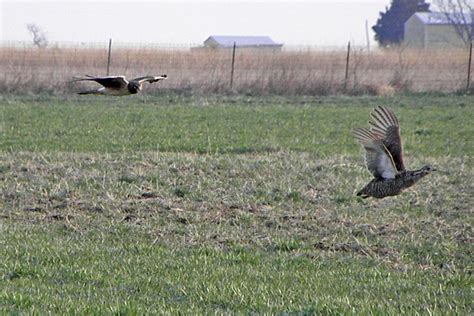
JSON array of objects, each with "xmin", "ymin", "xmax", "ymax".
[
  {"xmin": 353, "ymin": 106, "xmax": 435, "ymax": 199},
  {"xmin": 73, "ymin": 75, "xmax": 167, "ymax": 95}
]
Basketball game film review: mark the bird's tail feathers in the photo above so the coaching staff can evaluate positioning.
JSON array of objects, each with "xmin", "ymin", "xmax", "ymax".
[
  {"xmin": 71, "ymin": 75, "xmax": 96, "ymax": 82},
  {"xmin": 356, "ymin": 190, "xmax": 370, "ymax": 199}
]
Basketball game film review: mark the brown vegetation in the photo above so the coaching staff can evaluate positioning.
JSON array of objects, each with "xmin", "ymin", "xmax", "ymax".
[{"xmin": 0, "ymin": 45, "xmax": 470, "ymax": 95}]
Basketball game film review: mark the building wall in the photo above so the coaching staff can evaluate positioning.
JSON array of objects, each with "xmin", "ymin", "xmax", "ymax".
[
  {"xmin": 203, "ymin": 37, "xmax": 282, "ymax": 51},
  {"xmin": 202, "ymin": 39, "xmax": 282, "ymax": 51},
  {"xmin": 425, "ymin": 25, "xmax": 467, "ymax": 49},
  {"xmin": 192, "ymin": 45, "xmax": 282, "ymax": 52},
  {"xmin": 203, "ymin": 38, "xmax": 220, "ymax": 49},
  {"xmin": 404, "ymin": 16, "xmax": 426, "ymax": 48},
  {"xmin": 405, "ymin": 15, "xmax": 469, "ymax": 49}
]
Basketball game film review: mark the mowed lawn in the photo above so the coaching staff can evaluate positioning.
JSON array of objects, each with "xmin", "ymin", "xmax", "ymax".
[{"xmin": 0, "ymin": 94, "xmax": 472, "ymax": 313}]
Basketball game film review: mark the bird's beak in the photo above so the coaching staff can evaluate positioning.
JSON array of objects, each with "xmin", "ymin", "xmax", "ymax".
[{"xmin": 428, "ymin": 166, "xmax": 437, "ymax": 172}]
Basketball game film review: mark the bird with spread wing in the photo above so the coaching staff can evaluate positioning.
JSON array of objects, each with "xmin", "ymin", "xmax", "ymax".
[
  {"xmin": 352, "ymin": 106, "xmax": 435, "ymax": 199},
  {"xmin": 72, "ymin": 74, "xmax": 167, "ymax": 95}
]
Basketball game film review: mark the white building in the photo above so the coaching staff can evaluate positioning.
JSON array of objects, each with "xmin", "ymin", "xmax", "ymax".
[
  {"xmin": 201, "ymin": 35, "xmax": 283, "ymax": 51},
  {"xmin": 404, "ymin": 12, "xmax": 473, "ymax": 49}
]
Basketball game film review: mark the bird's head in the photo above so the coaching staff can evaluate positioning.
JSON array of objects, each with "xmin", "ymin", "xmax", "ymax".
[
  {"xmin": 422, "ymin": 165, "xmax": 436, "ymax": 173},
  {"xmin": 128, "ymin": 82, "xmax": 141, "ymax": 94},
  {"xmin": 413, "ymin": 165, "xmax": 437, "ymax": 177}
]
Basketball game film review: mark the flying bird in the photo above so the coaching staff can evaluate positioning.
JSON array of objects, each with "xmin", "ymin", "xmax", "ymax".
[
  {"xmin": 73, "ymin": 74, "xmax": 167, "ymax": 95},
  {"xmin": 352, "ymin": 106, "xmax": 435, "ymax": 199}
]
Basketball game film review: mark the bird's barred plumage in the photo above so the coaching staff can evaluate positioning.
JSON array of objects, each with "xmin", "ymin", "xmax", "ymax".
[
  {"xmin": 353, "ymin": 106, "xmax": 435, "ymax": 199},
  {"xmin": 356, "ymin": 167, "xmax": 432, "ymax": 198}
]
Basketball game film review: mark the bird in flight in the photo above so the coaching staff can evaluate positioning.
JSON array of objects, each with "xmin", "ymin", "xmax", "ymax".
[
  {"xmin": 352, "ymin": 106, "xmax": 435, "ymax": 199},
  {"xmin": 73, "ymin": 74, "xmax": 167, "ymax": 95}
]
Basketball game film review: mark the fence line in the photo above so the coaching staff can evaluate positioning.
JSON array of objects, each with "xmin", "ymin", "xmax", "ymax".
[
  {"xmin": 0, "ymin": 41, "xmax": 472, "ymax": 95},
  {"xmin": 344, "ymin": 41, "xmax": 351, "ymax": 91},
  {"xmin": 0, "ymin": 40, "xmax": 369, "ymax": 52},
  {"xmin": 467, "ymin": 42, "xmax": 472, "ymax": 90}
]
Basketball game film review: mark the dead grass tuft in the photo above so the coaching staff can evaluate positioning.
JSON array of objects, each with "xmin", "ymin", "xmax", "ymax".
[
  {"xmin": 1, "ymin": 151, "xmax": 471, "ymax": 269},
  {"xmin": 0, "ymin": 46, "xmax": 470, "ymax": 95}
]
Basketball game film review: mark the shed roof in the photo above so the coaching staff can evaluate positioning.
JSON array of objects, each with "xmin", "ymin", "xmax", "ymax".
[
  {"xmin": 205, "ymin": 35, "xmax": 282, "ymax": 48},
  {"xmin": 413, "ymin": 11, "xmax": 472, "ymax": 25}
]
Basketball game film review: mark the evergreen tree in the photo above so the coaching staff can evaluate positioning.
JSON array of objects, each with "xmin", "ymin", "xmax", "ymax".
[{"xmin": 373, "ymin": 0, "xmax": 431, "ymax": 47}]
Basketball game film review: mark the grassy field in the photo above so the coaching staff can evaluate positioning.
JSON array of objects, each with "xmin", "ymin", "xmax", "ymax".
[{"xmin": 0, "ymin": 94, "xmax": 473, "ymax": 313}]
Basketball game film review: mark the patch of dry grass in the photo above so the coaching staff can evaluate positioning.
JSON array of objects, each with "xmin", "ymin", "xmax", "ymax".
[
  {"xmin": 0, "ymin": 46, "xmax": 471, "ymax": 95},
  {"xmin": 1, "ymin": 151, "xmax": 471, "ymax": 272}
]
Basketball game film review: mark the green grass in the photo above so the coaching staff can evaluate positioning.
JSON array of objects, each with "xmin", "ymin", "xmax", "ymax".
[
  {"xmin": 0, "ymin": 94, "xmax": 472, "ymax": 313},
  {"xmin": 1, "ymin": 94, "xmax": 472, "ymax": 156},
  {"xmin": 1, "ymin": 223, "xmax": 470, "ymax": 314}
]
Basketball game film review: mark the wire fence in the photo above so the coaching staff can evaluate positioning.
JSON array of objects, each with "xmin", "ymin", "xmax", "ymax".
[
  {"xmin": 0, "ymin": 41, "xmax": 472, "ymax": 95},
  {"xmin": 0, "ymin": 40, "xmax": 358, "ymax": 51}
]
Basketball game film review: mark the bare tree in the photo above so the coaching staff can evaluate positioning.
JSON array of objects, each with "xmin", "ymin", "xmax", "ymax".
[
  {"xmin": 26, "ymin": 23, "xmax": 48, "ymax": 48},
  {"xmin": 435, "ymin": 0, "xmax": 473, "ymax": 46}
]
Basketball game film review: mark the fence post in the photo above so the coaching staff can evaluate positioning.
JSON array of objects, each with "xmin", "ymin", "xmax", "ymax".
[
  {"xmin": 230, "ymin": 41, "xmax": 236, "ymax": 89},
  {"xmin": 467, "ymin": 41, "xmax": 472, "ymax": 91},
  {"xmin": 106, "ymin": 38, "xmax": 112, "ymax": 76},
  {"xmin": 344, "ymin": 41, "xmax": 351, "ymax": 91},
  {"xmin": 365, "ymin": 20, "xmax": 370, "ymax": 52}
]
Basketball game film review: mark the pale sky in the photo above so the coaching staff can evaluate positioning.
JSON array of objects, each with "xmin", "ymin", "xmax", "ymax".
[{"xmin": 1, "ymin": 0, "xmax": 393, "ymax": 47}]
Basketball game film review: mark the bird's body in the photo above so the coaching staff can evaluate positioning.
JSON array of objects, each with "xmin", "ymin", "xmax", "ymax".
[
  {"xmin": 353, "ymin": 106, "xmax": 435, "ymax": 199},
  {"xmin": 73, "ymin": 75, "xmax": 167, "ymax": 95},
  {"xmin": 356, "ymin": 166, "xmax": 433, "ymax": 199},
  {"xmin": 80, "ymin": 86, "xmax": 131, "ymax": 96}
]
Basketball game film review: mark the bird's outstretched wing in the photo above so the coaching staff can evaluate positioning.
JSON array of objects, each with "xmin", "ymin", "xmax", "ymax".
[
  {"xmin": 130, "ymin": 75, "xmax": 167, "ymax": 85},
  {"xmin": 72, "ymin": 75, "xmax": 129, "ymax": 90},
  {"xmin": 352, "ymin": 127, "xmax": 397, "ymax": 179},
  {"xmin": 369, "ymin": 106, "xmax": 405, "ymax": 171}
]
